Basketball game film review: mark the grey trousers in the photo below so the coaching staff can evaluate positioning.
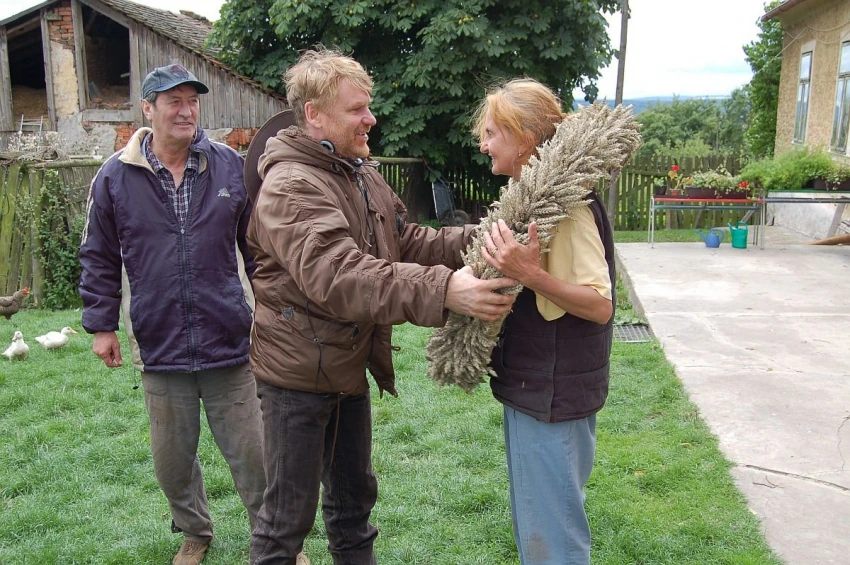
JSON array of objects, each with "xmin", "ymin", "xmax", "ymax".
[{"xmin": 142, "ymin": 362, "xmax": 265, "ymax": 543}]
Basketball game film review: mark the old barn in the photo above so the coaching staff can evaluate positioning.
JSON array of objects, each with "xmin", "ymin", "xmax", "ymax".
[{"xmin": 0, "ymin": 0, "xmax": 287, "ymax": 153}]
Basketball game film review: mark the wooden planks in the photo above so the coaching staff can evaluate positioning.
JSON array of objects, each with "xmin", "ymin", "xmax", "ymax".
[
  {"xmin": 40, "ymin": 9, "xmax": 57, "ymax": 129},
  {"xmin": 0, "ymin": 164, "xmax": 25, "ymax": 294},
  {"xmin": 71, "ymin": 0, "xmax": 89, "ymax": 112},
  {"xmin": 0, "ymin": 27, "xmax": 13, "ymax": 131}
]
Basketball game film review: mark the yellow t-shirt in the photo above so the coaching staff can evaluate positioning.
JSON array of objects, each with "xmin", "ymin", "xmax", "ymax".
[{"xmin": 536, "ymin": 206, "xmax": 612, "ymax": 321}]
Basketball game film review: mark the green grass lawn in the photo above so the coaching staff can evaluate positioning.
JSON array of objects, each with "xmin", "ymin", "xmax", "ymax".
[
  {"xmin": 0, "ymin": 302, "xmax": 780, "ymax": 564},
  {"xmin": 615, "ymin": 228, "xmax": 704, "ymax": 243}
]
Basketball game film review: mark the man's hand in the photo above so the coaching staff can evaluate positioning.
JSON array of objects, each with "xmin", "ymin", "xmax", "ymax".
[
  {"xmin": 93, "ymin": 331, "xmax": 123, "ymax": 368},
  {"xmin": 445, "ymin": 266, "xmax": 517, "ymax": 322}
]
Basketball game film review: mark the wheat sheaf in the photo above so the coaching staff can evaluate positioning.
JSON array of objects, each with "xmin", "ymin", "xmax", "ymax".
[{"xmin": 426, "ymin": 103, "xmax": 642, "ymax": 392}]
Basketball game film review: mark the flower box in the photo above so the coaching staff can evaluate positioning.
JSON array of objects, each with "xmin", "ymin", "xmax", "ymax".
[
  {"xmin": 686, "ymin": 186, "xmax": 716, "ymax": 199},
  {"xmin": 812, "ymin": 177, "xmax": 850, "ymax": 192},
  {"xmin": 717, "ymin": 190, "xmax": 750, "ymax": 199}
]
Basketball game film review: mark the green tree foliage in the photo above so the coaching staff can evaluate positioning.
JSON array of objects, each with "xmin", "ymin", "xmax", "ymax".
[
  {"xmin": 636, "ymin": 96, "xmax": 749, "ymax": 158},
  {"xmin": 719, "ymin": 86, "xmax": 751, "ymax": 154},
  {"xmin": 743, "ymin": 1, "xmax": 782, "ymax": 158},
  {"xmin": 37, "ymin": 171, "xmax": 84, "ymax": 310},
  {"xmin": 209, "ymin": 0, "xmax": 619, "ymax": 176}
]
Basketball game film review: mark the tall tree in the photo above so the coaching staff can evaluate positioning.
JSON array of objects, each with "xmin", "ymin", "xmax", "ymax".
[
  {"xmin": 634, "ymin": 94, "xmax": 751, "ymax": 159},
  {"xmin": 636, "ymin": 98, "xmax": 722, "ymax": 157},
  {"xmin": 719, "ymin": 86, "xmax": 751, "ymax": 156},
  {"xmin": 743, "ymin": 1, "xmax": 782, "ymax": 158},
  {"xmin": 209, "ymin": 0, "xmax": 619, "ymax": 178}
]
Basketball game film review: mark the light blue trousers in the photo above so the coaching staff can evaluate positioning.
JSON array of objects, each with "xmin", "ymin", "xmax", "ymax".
[{"xmin": 504, "ymin": 406, "xmax": 597, "ymax": 565}]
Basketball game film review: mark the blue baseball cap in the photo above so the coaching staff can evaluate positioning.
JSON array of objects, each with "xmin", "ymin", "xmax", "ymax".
[{"xmin": 142, "ymin": 64, "xmax": 209, "ymax": 98}]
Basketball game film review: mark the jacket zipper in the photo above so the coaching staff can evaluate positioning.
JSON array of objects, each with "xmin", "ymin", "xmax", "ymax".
[
  {"xmin": 355, "ymin": 172, "xmax": 375, "ymax": 250},
  {"xmin": 155, "ymin": 166, "xmax": 198, "ymax": 372}
]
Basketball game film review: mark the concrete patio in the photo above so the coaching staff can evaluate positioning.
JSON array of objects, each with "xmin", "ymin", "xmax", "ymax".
[{"xmin": 615, "ymin": 226, "xmax": 850, "ymax": 565}]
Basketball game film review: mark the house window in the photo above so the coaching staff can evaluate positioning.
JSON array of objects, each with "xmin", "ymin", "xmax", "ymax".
[
  {"xmin": 830, "ymin": 41, "xmax": 850, "ymax": 153},
  {"xmin": 794, "ymin": 51, "xmax": 812, "ymax": 143}
]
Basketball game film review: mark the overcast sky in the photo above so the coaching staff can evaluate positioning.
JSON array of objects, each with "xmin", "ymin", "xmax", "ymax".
[{"xmin": 0, "ymin": 0, "xmax": 771, "ymax": 100}]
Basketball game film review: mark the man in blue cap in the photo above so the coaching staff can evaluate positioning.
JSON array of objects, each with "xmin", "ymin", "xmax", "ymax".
[{"xmin": 79, "ymin": 64, "xmax": 308, "ymax": 565}]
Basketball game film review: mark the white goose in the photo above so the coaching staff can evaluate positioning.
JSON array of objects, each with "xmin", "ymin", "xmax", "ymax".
[
  {"xmin": 3, "ymin": 330, "xmax": 29, "ymax": 361},
  {"xmin": 35, "ymin": 326, "xmax": 78, "ymax": 350}
]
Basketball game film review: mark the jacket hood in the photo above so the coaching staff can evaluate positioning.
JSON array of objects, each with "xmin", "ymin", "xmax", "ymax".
[{"xmin": 258, "ymin": 126, "xmax": 372, "ymax": 181}]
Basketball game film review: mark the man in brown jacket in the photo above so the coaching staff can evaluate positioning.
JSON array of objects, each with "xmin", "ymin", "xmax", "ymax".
[{"xmin": 246, "ymin": 48, "xmax": 517, "ymax": 565}]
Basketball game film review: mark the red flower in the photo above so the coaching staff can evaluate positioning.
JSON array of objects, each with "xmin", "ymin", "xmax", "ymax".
[
  {"xmin": 738, "ymin": 180, "xmax": 748, "ymax": 189},
  {"xmin": 671, "ymin": 164, "xmax": 680, "ymax": 172}
]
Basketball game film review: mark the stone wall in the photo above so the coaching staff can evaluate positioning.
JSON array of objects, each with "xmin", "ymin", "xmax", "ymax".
[
  {"xmin": 46, "ymin": 1, "xmax": 79, "ymax": 119},
  {"xmin": 767, "ymin": 192, "xmax": 850, "ymax": 239}
]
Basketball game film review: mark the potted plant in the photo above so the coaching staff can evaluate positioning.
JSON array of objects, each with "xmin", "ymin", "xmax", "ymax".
[
  {"xmin": 814, "ymin": 162, "xmax": 850, "ymax": 191},
  {"xmin": 687, "ymin": 166, "xmax": 739, "ymax": 198},
  {"xmin": 720, "ymin": 179, "xmax": 755, "ymax": 199},
  {"xmin": 665, "ymin": 164, "xmax": 692, "ymax": 197}
]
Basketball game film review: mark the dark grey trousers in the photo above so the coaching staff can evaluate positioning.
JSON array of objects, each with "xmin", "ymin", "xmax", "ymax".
[
  {"xmin": 250, "ymin": 383, "xmax": 378, "ymax": 565},
  {"xmin": 142, "ymin": 363, "xmax": 265, "ymax": 543}
]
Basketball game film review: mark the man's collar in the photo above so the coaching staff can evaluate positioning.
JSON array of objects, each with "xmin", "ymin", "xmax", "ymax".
[{"xmin": 143, "ymin": 132, "xmax": 197, "ymax": 171}]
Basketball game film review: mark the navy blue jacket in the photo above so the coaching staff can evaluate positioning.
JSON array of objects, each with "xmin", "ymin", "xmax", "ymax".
[{"xmin": 79, "ymin": 127, "xmax": 256, "ymax": 372}]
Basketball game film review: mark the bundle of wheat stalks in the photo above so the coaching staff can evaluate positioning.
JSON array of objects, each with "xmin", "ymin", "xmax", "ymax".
[{"xmin": 426, "ymin": 103, "xmax": 642, "ymax": 392}]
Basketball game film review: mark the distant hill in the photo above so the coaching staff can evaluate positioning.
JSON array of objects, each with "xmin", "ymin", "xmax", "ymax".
[{"xmin": 573, "ymin": 95, "xmax": 731, "ymax": 115}]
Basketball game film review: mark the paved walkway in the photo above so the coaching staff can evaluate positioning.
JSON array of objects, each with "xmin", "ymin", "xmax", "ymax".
[{"xmin": 615, "ymin": 227, "xmax": 850, "ymax": 565}]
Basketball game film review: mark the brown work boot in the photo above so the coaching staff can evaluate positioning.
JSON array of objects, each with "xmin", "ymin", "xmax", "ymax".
[
  {"xmin": 296, "ymin": 553, "xmax": 310, "ymax": 565},
  {"xmin": 172, "ymin": 540, "xmax": 209, "ymax": 565}
]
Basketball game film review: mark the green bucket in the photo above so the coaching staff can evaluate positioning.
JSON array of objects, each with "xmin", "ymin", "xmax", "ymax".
[{"xmin": 728, "ymin": 222, "xmax": 748, "ymax": 249}]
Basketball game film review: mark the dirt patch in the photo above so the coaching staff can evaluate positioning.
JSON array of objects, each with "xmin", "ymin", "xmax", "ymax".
[
  {"xmin": 12, "ymin": 86, "xmax": 49, "ymax": 122},
  {"xmin": 89, "ymin": 84, "xmax": 131, "ymax": 110}
]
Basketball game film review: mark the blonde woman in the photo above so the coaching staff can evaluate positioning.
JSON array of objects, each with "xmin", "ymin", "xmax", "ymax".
[{"xmin": 473, "ymin": 79, "xmax": 615, "ymax": 565}]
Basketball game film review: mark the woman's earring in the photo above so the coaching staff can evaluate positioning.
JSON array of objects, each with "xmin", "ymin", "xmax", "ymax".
[{"xmin": 517, "ymin": 151, "xmax": 523, "ymax": 157}]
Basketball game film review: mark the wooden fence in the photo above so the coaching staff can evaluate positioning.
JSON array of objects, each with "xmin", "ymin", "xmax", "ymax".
[
  {"xmin": 393, "ymin": 153, "xmax": 746, "ymax": 231},
  {"xmin": 599, "ymin": 154, "xmax": 745, "ymax": 231},
  {"xmin": 0, "ymin": 161, "xmax": 98, "ymax": 297},
  {"xmin": 0, "ymin": 153, "xmax": 745, "ymax": 298}
]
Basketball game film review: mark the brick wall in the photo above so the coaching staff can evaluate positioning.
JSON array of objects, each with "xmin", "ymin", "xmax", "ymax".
[
  {"xmin": 113, "ymin": 123, "xmax": 137, "ymax": 151},
  {"xmin": 225, "ymin": 128, "xmax": 259, "ymax": 152},
  {"xmin": 47, "ymin": 1, "xmax": 74, "ymax": 50},
  {"xmin": 109, "ymin": 126, "xmax": 261, "ymax": 152}
]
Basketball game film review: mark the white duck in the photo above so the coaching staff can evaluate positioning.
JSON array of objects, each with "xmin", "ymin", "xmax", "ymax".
[
  {"xmin": 35, "ymin": 326, "xmax": 78, "ymax": 350},
  {"xmin": 3, "ymin": 330, "xmax": 29, "ymax": 361}
]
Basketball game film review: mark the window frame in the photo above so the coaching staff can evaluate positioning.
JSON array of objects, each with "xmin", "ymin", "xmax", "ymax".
[
  {"xmin": 830, "ymin": 39, "xmax": 850, "ymax": 154},
  {"xmin": 794, "ymin": 49, "xmax": 813, "ymax": 144}
]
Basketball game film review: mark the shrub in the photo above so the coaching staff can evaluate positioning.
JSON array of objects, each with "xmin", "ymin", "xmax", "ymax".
[
  {"xmin": 36, "ymin": 169, "xmax": 84, "ymax": 310},
  {"xmin": 739, "ymin": 148, "xmax": 835, "ymax": 191}
]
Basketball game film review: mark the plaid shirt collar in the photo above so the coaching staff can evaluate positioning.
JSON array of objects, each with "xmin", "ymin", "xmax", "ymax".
[
  {"xmin": 142, "ymin": 132, "xmax": 200, "ymax": 176},
  {"xmin": 142, "ymin": 132, "xmax": 200, "ymax": 226}
]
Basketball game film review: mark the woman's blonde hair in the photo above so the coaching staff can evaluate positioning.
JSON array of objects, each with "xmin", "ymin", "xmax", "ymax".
[
  {"xmin": 284, "ymin": 47, "xmax": 374, "ymax": 126},
  {"xmin": 471, "ymin": 78, "xmax": 567, "ymax": 148}
]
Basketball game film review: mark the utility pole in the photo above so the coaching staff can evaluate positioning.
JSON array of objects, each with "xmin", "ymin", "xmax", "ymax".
[{"xmin": 607, "ymin": 0, "xmax": 629, "ymax": 225}]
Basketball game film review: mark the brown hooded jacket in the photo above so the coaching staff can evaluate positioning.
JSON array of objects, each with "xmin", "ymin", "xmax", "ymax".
[{"xmin": 247, "ymin": 127, "xmax": 473, "ymax": 396}]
